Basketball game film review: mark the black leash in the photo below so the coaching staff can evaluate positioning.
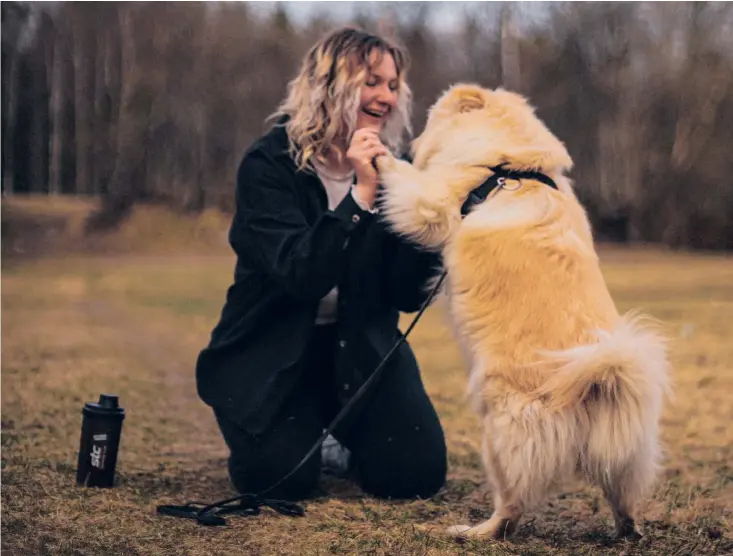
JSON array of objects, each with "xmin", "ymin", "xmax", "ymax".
[
  {"xmin": 157, "ymin": 164, "xmax": 557, "ymax": 526},
  {"xmin": 158, "ymin": 271, "xmax": 448, "ymax": 526},
  {"xmin": 157, "ymin": 496, "xmax": 305, "ymax": 526}
]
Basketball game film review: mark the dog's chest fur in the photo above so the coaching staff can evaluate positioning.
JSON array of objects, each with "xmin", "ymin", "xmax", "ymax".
[{"xmin": 441, "ymin": 212, "xmax": 619, "ymax": 383}]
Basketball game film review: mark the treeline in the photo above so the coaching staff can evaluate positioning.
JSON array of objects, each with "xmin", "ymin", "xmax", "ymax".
[{"xmin": 2, "ymin": 2, "xmax": 732, "ymax": 248}]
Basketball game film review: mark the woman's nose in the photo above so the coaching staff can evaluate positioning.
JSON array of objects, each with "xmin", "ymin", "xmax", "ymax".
[{"xmin": 376, "ymin": 85, "xmax": 397, "ymax": 107}]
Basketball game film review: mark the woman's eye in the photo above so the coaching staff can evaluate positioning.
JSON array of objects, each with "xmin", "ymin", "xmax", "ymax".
[{"xmin": 366, "ymin": 79, "xmax": 378, "ymax": 87}]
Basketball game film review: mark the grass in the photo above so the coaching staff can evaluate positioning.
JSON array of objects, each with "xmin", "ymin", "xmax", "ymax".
[{"xmin": 2, "ymin": 198, "xmax": 733, "ymax": 555}]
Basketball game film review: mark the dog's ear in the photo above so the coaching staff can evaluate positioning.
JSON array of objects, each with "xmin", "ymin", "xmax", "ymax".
[
  {"xmin": 455, "ymin": 86, "xmax": 486, "ymax": 113},
  {"xmin": 441, "ymin": 84, "xmax": 487, "ymax": 114}
]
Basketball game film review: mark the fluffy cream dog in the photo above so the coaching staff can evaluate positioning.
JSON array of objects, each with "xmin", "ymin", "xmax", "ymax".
[{"xmin": 375, "ymin": 84, "xmax": 671, "ymax": 541}]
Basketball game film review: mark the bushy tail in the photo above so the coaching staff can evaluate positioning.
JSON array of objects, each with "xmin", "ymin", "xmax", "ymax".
[{"xmin": 532, "ymin": 312, "xmax": 672, "ymax": 412}]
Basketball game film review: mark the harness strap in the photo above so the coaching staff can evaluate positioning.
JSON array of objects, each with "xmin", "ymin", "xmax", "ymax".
[{"xmin": 461, "ymin": 164, "xmax": 558, "ymax": 216}]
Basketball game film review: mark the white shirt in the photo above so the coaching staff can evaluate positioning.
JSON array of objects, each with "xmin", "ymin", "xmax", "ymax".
[{"xmin": 311, "ymin": 160, "xmax": 373, "ymax": 325}]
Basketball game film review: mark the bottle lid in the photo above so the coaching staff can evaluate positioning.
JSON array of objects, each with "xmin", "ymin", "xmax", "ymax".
[
  {"xmin": 83, "ymin": 393, "xmax": 125, "ymax": 418},
  {"xmin": 98, "ymin": 394, "xmax": 120, "ymax": 409}
]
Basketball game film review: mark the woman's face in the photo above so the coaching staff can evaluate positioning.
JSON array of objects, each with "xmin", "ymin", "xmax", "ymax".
[{"xmin": 356, "ymin": 50, "xmax": 399, "ymax": 132}]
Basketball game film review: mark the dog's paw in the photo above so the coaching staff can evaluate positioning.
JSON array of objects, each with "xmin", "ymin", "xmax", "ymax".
[
  {"xmin": 417, "ymin": 204, "xmax": 442, "ymax": 223},
  {"xmin": 614, "ymin": 518, "xmax": 642, "ymax": 542},
  {"xmin": 375, "ymin": 154, "xmax": 396, "ymax": 174},
  {"xmin": 618, "ymin": 529, "xmax": 643, "ymax": 542},
  {"xmin": 446, "ymin": 524, "xmax": 472, "ymax": 537},
  {"xmin": 447, "ymin": 518, "xmax": 517, "ymax": 540}
]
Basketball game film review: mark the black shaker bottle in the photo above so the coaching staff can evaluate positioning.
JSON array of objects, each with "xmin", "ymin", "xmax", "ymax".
[{"xmin": 76, "ymin": 394, "xmax": 125, "ymax": 487}]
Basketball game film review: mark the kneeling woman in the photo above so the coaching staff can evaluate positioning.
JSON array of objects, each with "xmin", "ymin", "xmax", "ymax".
[{"xmin": 195, "ymin": 27, "xmax": 447, "ymax": 501}]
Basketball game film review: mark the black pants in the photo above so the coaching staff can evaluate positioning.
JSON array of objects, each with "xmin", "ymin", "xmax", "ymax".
[{"xmin": 214, "ymin": 325, "xmax": 447, "ymax": 501}]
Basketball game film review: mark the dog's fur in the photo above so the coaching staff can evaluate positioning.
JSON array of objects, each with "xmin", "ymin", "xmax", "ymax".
[{"xmin": 376, "ymin": 84, "xmax": 671, "ymax": 540}]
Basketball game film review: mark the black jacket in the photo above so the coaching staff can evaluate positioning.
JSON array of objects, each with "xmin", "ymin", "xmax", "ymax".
[{"xmin": 195, "ymin": 122, "xmax": 442, "ymax": 434}]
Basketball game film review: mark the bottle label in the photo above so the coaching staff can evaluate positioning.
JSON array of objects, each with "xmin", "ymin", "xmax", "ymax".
[{"xmin": 90, "ymin": 444, "xmax": 107, "ymax": 469}]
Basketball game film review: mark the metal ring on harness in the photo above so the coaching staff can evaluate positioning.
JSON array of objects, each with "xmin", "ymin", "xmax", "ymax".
[{"xmin": 500, "ymin": 177, "xmax": 521, "ymax": 191}]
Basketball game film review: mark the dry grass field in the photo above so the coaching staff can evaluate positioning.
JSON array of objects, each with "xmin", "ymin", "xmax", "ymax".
[{"xmin": 2, "ymin": 198, "xmax": 732, "ymax": 555}]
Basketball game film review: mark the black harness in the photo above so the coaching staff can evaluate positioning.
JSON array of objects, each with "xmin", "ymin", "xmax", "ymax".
[
  {"xmin": 157, "ymin": 164, "xmax": 558, "ymax": 526},
  {"xmin": 461, "ymin": 165, "xmax": 558, "ymax": 216}
]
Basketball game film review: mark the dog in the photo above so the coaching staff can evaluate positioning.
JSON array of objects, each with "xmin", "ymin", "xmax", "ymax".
[{"xmin": 375, "ymin": 84, "xmax": 671, "ymax": 540}]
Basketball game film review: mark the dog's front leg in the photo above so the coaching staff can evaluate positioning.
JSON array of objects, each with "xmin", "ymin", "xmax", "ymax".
[{"xmin": 376, "ymin": 155, "xmax": 459, "ymax": 250}]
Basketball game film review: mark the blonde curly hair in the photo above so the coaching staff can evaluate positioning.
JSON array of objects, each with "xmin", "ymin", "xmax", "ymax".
[{"xmin": 271, "ymin": 27, "xmax": 413, "ymax": 171}]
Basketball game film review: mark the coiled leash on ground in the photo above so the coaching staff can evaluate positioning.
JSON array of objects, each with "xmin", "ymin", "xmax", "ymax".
[{"xmin": 157, "ymin": 165, "xmax": 551, "ymax": 526}]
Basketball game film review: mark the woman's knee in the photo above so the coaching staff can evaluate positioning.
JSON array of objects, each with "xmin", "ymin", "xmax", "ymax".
[
  {"xmin": 214, "ymin": 404, "xmax": 324, "ymax": 501},
  {"xmin": 360, "ymin": 456, "xmax": 446, "ymax": 499},
  {"xmin": 357, "ymin": 435, "xmax": 448, "ymax": 500},
  {"xmin": 350, "ymin": 386, "xmax": 449, "ymax": 498}
]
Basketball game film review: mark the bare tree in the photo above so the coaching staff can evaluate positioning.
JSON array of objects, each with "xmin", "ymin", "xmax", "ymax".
[
  {"xmin": 1, "ymin": 2, "xmax": 35, "ymax": 194},
  {"xmin": 500, "ymin": 3, "xmax": 520, "ymax": 91},
  {"xmin": 3, "ymin": 2, "xmax": 732, "ymax": 248}
]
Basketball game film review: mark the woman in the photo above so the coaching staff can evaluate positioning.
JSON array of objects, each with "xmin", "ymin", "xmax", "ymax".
[{"xmin": 195, "ymin": 27, "xmax": 447, "ymax": 501}]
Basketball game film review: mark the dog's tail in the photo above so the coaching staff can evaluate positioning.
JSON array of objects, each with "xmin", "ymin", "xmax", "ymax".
[{"xmin": 531, "ymin": 311, "xmax": 672, "ymax": 414}]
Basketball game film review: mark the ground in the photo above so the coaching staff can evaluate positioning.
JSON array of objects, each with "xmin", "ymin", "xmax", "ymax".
[{"xmin": 2, "ymin": 197, "xmax": 732, "ymax": 555}]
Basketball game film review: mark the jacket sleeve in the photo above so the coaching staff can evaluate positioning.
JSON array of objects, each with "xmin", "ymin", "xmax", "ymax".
[
  {"xmin": 230, "ymin": 148, "xmax": 374, "ymax": 301},
  {"xmin": 381, "ymin": 228, "xmax": 444, "ymax": 314}
]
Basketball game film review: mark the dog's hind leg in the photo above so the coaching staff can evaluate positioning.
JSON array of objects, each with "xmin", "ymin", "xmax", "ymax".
[
  {"xmin": 587, "ymin": 423, "xmax": 660, "ymax": 540},
  {"xmin": 448, "ymin": 411, "xmax": 563, "ymax": 540},
  {"xmin": 603, "ymin": 483, "xmax": 641, "ymax": 540},
  {"xmin": 446, "ymin": 436, "xmax": 525, "ymax": 540},
  {"xmin": 594, "ymin": 464, "xmax": 644, "ymax": 540}
]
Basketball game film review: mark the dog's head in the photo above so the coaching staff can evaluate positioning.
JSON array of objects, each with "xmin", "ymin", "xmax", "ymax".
[
  {"xmin": 408, "ymin": 84, "xmax": 592, "ymax": 248},
  {"xmin": 411, "ymin": 84, "xmax": 573, "ymax": 176}
]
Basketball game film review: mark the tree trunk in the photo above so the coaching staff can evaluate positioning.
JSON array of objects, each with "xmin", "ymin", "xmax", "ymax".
[
  {"xmin": 92, "ymin": 24, "xmax": 111, "ymax": 195},
  {"xmin": 29, "ymin": 40, "xmax": 49, "ymax": 194},
  {"xmin": 48, "ymin": 29, "xmax": 64, "ymax": 195},
  {"xmin": 500, "ymin": 4, "xmax": 521, "ymax": 92},
  {"xmin": 72, "ymin": 17, "xmax": 96, "ymax": 195},
  {"xmin": 87, "ymin": 6, "xmax": 150, "ymax": 230},
  {"xmin": 3, "ymin": 54, "xmax": 20, "ymax": 195}
]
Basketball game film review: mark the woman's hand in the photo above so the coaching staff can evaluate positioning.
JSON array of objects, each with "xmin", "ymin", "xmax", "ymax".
[{"xmin": 347, "ymin": 128, "xmax": 389, "ymax": 208}]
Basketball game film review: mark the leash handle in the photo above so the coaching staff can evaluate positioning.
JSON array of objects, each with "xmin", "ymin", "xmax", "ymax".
[
  {"xmin": 157, "ymin": 503, "xmax": 227, "ymax": 526},
  {"xmin": 157, "ymin": 496, "xmax": 305, "ymax": 526}
]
